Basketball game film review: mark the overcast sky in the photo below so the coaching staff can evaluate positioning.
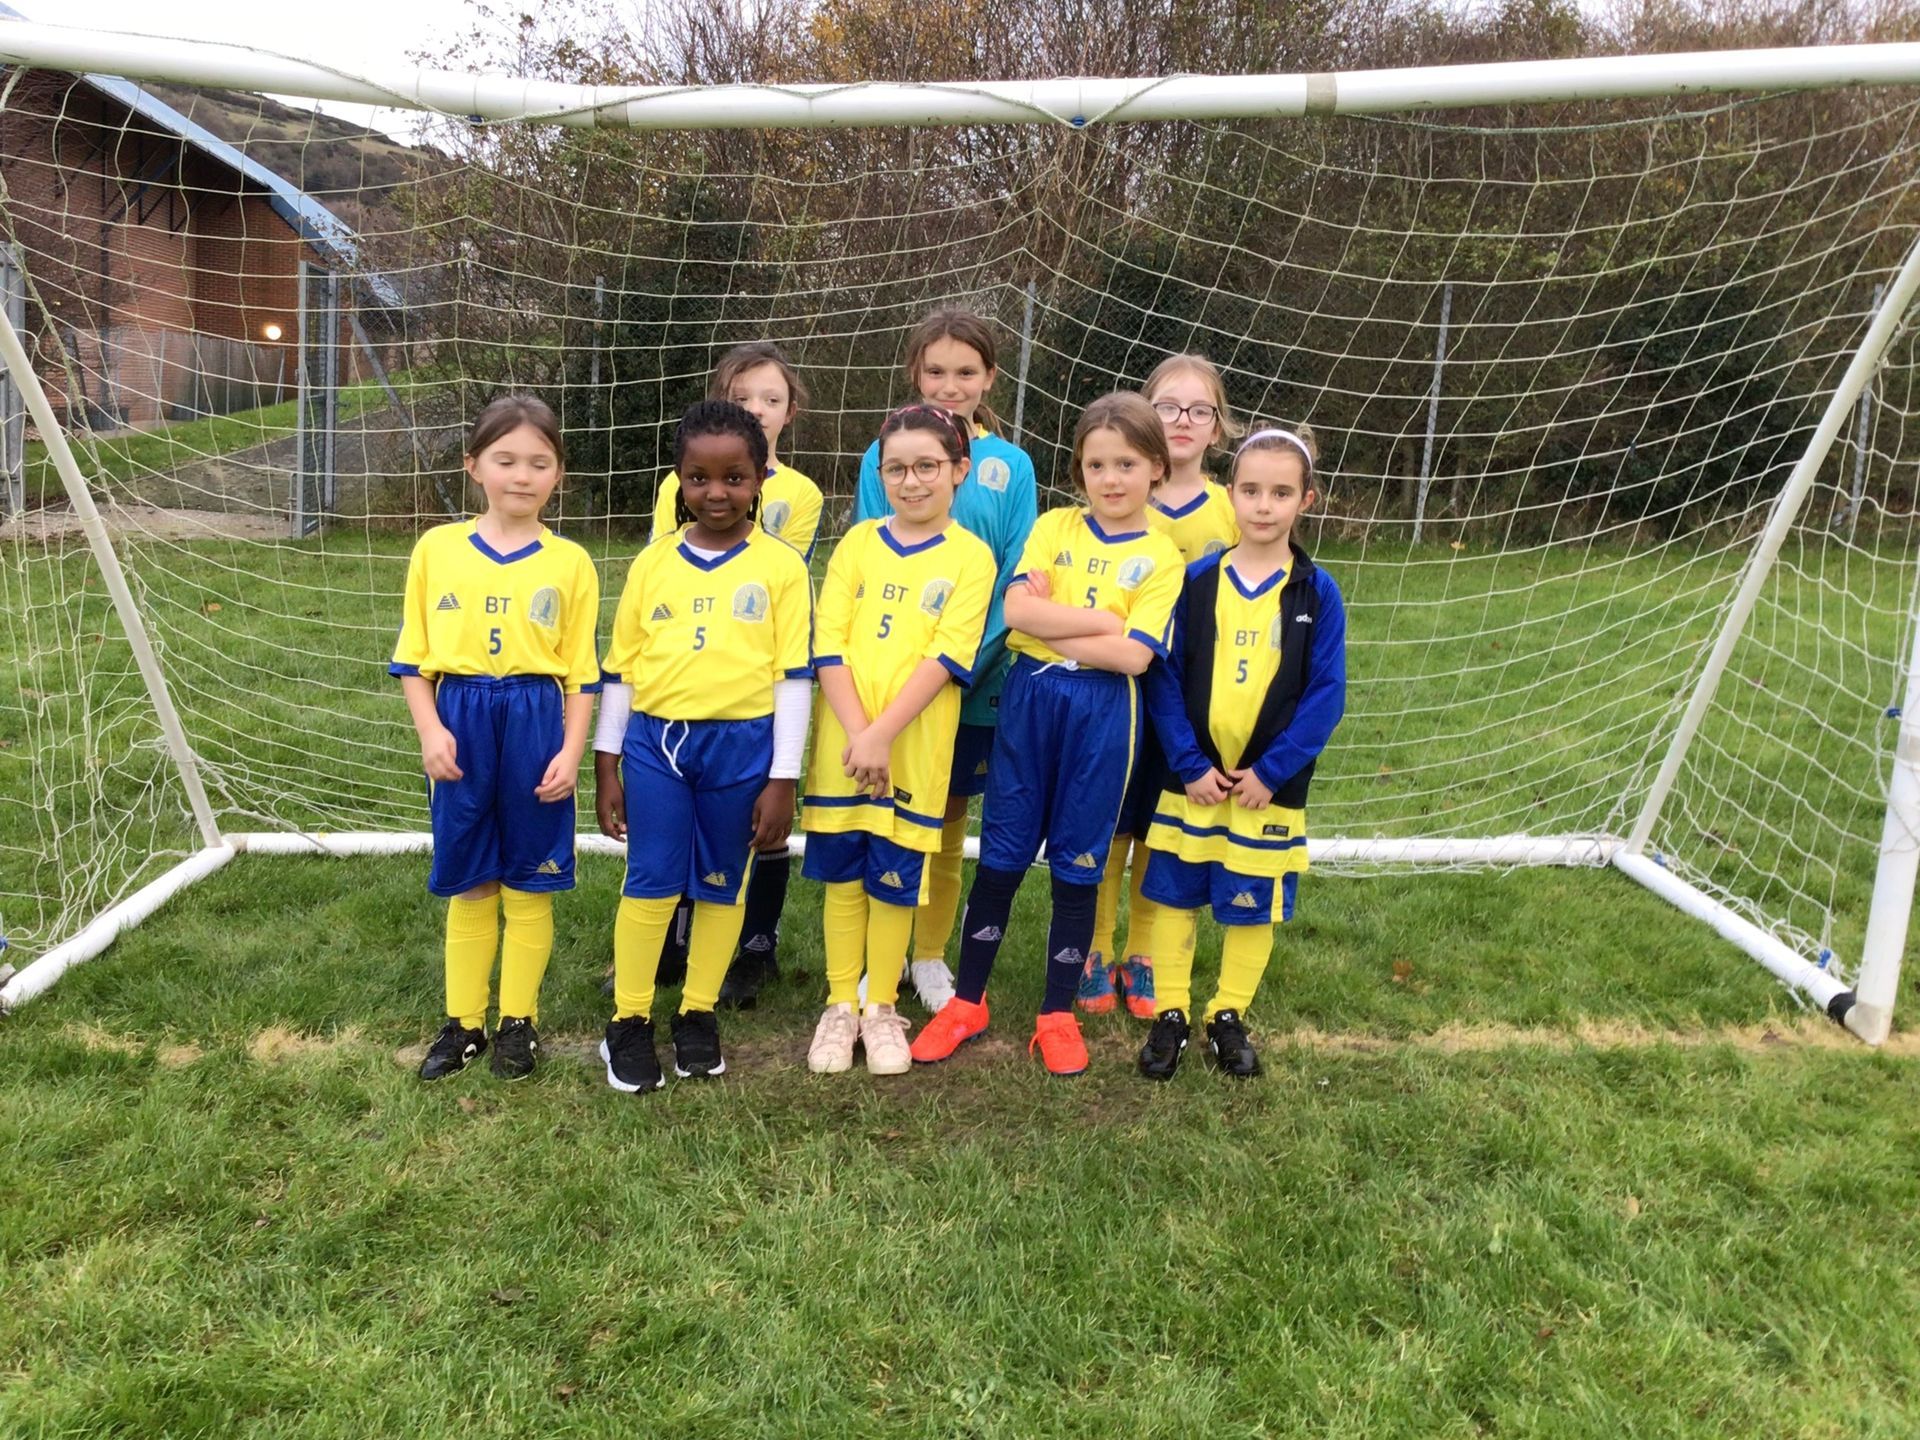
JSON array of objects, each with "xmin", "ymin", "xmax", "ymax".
[{"xmin": 38, "ymin": 0, "xmax": 495, "ymax": 138}]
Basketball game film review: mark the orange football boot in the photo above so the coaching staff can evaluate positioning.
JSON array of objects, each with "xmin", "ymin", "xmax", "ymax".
[
  {"xmin": 909, "ymin": 996, "xmax": 989, "ymax": 1064},
  {"xmin": 1029, "ymin": 1011, "xmax": 1089, "ymax": 1076}
]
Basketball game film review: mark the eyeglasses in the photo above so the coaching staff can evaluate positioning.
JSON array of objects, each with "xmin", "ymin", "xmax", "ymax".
[
  {"xmin": 880, "ymin": 458, "xmax": 952, "ymax": 483},
  {"xmin": 1153, "ymin": 401, "xmax": 1218, "ymax": 425}
]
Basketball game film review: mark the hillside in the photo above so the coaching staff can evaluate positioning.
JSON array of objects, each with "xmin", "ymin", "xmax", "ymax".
[{"xmin": 139, "ymin": 82, "xmax": 453, "ymax": 203}]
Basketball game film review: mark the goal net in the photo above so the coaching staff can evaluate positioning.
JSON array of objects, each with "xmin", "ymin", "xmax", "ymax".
[{"xmin": 3, "ymin": 29, "xmax": 1919, "ymax": 1036}]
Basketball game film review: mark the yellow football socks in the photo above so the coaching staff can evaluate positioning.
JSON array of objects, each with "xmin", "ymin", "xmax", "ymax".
[
  {"xmin": 1146, "ymin": 903, "xmax": 1200, "ymax": 1016},
  {"xmin": 1209, "ymin": 922, "xmax": 1275, "ymax": 1019},
  {"xmin": 681, "ymin": 899, "xmax": 748, "ymax": 1013},
  {"xmin": 1094, "ymin": 838, "xmax": 1158, "ymax": 963},
  {"xmin": 496, "ymin": 887, "xmax": 553, "ymax": 1022},
  {"xmin": 911, "ymin": 815, "xmax": 968, "ymax": 963},
  {"xmin": 613, "ymin": 894, "xmax": 679, "ymax": 1021},
  {"xmin": 444, "ymin": 892, "xmax": 499, "ymax": 1030},
  {"xmin": 826, "ymin": 881, "xmax": 919, "ymax": 1007},
  {"xmin": 864, "ymin": 899, "xmax": 916, "ymax": 1007},
  {"xmin": 823, "ymin": 880, "xmax": 867, "ymax": 1008},
  {"xmin": 1093, "ymin": 845, "xmax": 1126, "ymax": 961},
  {"xmin": 1126, "ymin": 860, "xmax": 1158, "ymax": 962}
]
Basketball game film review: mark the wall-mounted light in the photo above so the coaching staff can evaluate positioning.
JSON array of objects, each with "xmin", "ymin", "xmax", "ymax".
[{"xmin": 262, "ymin": 322, "xmax": 284, "ymax": 341}]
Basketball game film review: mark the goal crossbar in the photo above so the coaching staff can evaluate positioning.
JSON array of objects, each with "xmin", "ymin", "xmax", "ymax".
[{"xmin": 2, "ymin": 22, "xmax": 1920, "ymax": 128}]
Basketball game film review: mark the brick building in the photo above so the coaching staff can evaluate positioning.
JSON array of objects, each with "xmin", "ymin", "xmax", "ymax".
[{"xmin": 0, "ymin": 41, "xmax": 400, "ymax": 429}]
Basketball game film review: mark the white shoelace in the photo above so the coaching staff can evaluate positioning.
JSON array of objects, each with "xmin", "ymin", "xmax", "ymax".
[
  {"xmin": 815, "ymin": 1007, "xmax": 858, "ymax": 1047},
  {"xmin": 862, "ymin": 1007, "xmax": 909, "ymax": 1047}
]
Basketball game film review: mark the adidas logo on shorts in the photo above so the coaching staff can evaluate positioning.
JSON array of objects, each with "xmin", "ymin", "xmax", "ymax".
[
  {"xmin": 536, "ymin": 859, "xmax": 562, "ymax": 875},
  {"xmin": 1072, "ymin": 853, "xmax": 1098, "ymax": 868},
  {"xmin": 436, "ymin": 592, "xmax": 460, "ymax": 611},
  {"xmin": 651, "ymin": 603, "xmax": 674, "ymax": 622},
  {"xmin": 1230, "ymin": 891, "xmax": 1258, "ymax": 909},
  {"xmin": 703, "ymin": 871, "xmax": 729, "ymax": 887},
  {"xmin": 879, "ymin": 870, "xmax": 904, "ymax": 889},
  {"xmin": 970, "ymin": 925, "xmax": 1003, "ymax": 942}
]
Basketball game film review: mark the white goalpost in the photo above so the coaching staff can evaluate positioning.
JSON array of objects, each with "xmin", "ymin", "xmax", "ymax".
[{"xmin": 2, "ymin": 20, "xmax": 1919, "ymax": 1042}]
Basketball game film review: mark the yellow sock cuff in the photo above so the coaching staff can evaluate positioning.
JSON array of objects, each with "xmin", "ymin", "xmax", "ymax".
[{"xmin": 448, "ymin": 893, "xmax": 500, "ymax": 929}]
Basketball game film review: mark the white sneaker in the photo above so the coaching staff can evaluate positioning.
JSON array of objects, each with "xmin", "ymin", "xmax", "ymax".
[
  {"xmin": 860, "ymin": 1003, "xmax": 912, "ymax": 1076},
  {"xmin": 910, "ymin": 959, "xmax": 957, "ymax": 1012},
  {"xmin": 808, "ymin": 1003, "xmax": 859, "ymax": 1074}
]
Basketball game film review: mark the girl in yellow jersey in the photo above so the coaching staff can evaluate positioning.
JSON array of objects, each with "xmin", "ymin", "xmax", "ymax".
[
  {"xmin": 1137, "ymin": 426, "xmax": 1347, "ymax": 1081},
  {"xmin": 593, "ymin": 400, "xmax": 814, "ymax": 1092},
  {"xmin": 1086, "ymin": 353, "xmax": 1247, "ymax": 1019},
  {"xmin": 911, "ymin": 392, "xmax": 1185, "ymax": 1077},
  {"xmin": 802, "ymin": 405, "xmax": 996, "ymax": 1075},
  {"xmin": 391, "ymin": 395, "xmax": 601, "ymax": 1083},
  {"xmin": 1144, "ymin": 354, "xmax": 1243, "ymax": 559},
  {"xmin": 649, "ymin": 342, "xmax": 823, "ymax": 1008}
]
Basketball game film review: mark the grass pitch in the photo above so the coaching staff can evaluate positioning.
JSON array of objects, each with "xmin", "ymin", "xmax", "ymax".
[{"xmin": 2, "ymin": 850, "xmax": 1918, "ymax": 1437}]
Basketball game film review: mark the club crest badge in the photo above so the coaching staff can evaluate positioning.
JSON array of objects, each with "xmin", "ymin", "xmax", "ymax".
[{"xmin": 733, "ymin": 582, "xmax": 770, "ymax": 622}]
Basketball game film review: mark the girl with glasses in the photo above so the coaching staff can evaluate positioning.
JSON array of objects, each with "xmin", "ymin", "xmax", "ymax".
[{"xmin": 803, "ymin": 404, "xmax": 997, "ymax": 1075}]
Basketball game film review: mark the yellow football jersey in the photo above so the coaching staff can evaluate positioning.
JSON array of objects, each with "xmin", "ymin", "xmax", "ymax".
[
  {"xmin": 1149, "ymin": 480, "xmax": 1239, "ymax": 562},
  {"xmin": 802, "ymin": 519, "xmax": 997, "ymax": 849},
  {"xmin": 1006, "ymin": 507, "xmax": 1184, "ymax": 666},
  {"xmin": 1205, "ymin": 560, "xmax": 1288, "ymax": 766},
  {"xmin": 1147, "ymin": 559, "xmax": 1308, "ymax": 877},
  {"xmin": 650, "ymin": 460, "xmax": 825, "ymax": 561},
  {"xmin": 390, "ymin": 520, "xmax": 601, "ymax": 692},
  {"xmin": 603, "ymin": 529, "xmax": 813, "ymax": 721}
]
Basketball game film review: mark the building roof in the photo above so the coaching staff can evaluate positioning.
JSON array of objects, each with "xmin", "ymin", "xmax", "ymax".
[{"xmin": 0, "ymin": 3, "xmax": 402, "ymax": 308}]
